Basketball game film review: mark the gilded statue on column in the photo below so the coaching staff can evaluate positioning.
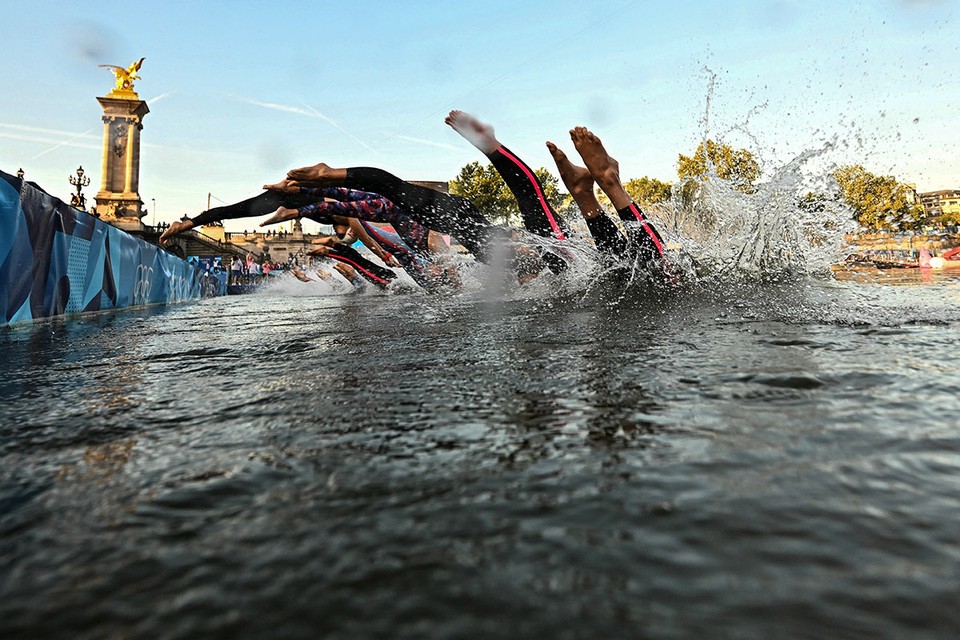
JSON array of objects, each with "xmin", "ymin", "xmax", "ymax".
[{"xmin": 99, "ymin": 57, "xmax": 145, "ymax": 95}]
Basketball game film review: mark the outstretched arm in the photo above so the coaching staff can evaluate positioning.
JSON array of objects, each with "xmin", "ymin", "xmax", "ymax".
[{"xmin": 341, "ymin": 217, "xmax": 400, "ymax": 267}]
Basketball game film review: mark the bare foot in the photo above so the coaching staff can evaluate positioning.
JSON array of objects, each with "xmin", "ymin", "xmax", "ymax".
[
  {"xmin": 570, "ymin": 127, "xmax": 621, "ymax": 186},
  {"xmin": 260, "ymin": 206, "xmax": 299, "ymax": 227},
  {"xmin": 570, "ymin": 127, "xmax": 632, "ymax": 210},
  {"xmin": 546, "ymin": 141, "xmax": 601, "ymax": 218},
  {"xmin": 315, "ymin": 269, "xmax": 332, "ymax": 281},
  {"xmin": 262, "ymin": 179, "xmax": 299, "ymax": 193},
  {"xmin": 445, "ymin": 110, "xmax": 500, "ymax": 154},
  {"xmin": 286, "ymin": 162, "xmax": 342, "ymax": 182},
  {"xmin": 159, "ymin": 219, "xmax": 195, "ymax": 245}
]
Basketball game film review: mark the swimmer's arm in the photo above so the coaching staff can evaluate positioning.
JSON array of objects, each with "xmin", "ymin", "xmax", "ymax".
[{"xmin": 346, "ymin": 218, "xmax": 400, "ymax": 267}]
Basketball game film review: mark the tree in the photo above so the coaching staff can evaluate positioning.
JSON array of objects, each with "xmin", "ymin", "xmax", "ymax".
[
  {"xmin": 449, "ymin": 162, "xmax": 565, "ymax": 227},
  {"xmin": 832, "ymin": 165, "xmax": 924, "ymax": 230},
  {"xmin": 623, "ymin": 177, "xmax": 672, "ymax": 207},
  {"xmin": 677, "ymin": 139, "xmax": 760, "ymax": 191},
  {"xmin": 596, "ymin": 176, "xmax": 672, "ymax": 210}
]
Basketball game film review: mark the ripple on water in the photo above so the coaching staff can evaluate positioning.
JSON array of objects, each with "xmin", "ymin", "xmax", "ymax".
[{"xmin": 2, "ymin": 273, "xmax": 960, "ymax": 638}]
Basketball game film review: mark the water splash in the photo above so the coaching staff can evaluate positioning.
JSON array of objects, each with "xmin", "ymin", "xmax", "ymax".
[{"xmin": 653, "ymin": 142, "xmax": 857, "ymax": 285}]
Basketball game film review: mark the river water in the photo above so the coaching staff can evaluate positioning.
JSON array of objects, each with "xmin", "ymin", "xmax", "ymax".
[{"xmin": 2, "ymin": 264, "xmax": 960, "ymax": 639}]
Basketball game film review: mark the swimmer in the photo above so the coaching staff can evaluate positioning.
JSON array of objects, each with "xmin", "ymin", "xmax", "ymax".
[
  {"xmin": 283, "ymin": 162, "xmax": 558, "ymax": 280},
  {"xmin": 566, "ymin": 126, "xmax": 668, "ymax": 268},
  {"xmin": 160, "ymin": 188, "xmax": 400, "ymax": 268},
  {"xmin": 259, "ymin": 185, "xmax": 456, "ymax": 289},
  {"xmin": 305, "ymin": 238, "xmax": 396, "ymax": 289}
]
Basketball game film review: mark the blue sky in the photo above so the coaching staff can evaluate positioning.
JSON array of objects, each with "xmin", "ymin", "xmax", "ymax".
[{"xmin": 1, "ymin": 0, "xmax": 957, "ymax": 231}]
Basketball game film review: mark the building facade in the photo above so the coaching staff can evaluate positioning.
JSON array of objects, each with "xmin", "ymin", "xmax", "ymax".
[{"xmin": 919, "ymin": 189, "xmax": 960, "ymax": 221}]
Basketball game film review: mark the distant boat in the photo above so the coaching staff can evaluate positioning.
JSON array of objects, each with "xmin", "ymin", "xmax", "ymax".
[
  {"xmin": 919, "ymin": 247, "xmax": 960, "ymax": 270},
  {"xmin": 843, "ymin": 254, "xmax": 915, "ymax": 269}
]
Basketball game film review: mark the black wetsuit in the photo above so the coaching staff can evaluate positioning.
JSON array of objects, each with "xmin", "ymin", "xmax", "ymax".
[
  {"xmin": 341, "ymin": 168, "xmax": 504, "ymax": 263},
  {"xmin": 191, "ymin": 192, "xmax": 395, "ymax": 287},
  {"xmin": 324, "ymin": 244, "xmax": 395, "ymax": 288},
  {"xmin": 586, "ymin": 202, "xmax": 670, "ymax": 281},
  {"xmin": 485, "ymin": 145, "xmax": 569, "ymax": 241},
  {"xmin": 189, "ymin": 191, "xmax": 335, "ymax": 226}
]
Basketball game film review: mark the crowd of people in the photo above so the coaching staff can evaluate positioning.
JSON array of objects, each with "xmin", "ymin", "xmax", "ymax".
[{"xmin": 160, "ymin": 112, "xmax": 672, "ymax": 292}]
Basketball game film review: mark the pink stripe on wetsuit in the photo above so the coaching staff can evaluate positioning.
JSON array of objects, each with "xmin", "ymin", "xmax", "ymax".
[
  {"xmin": 486, "ymin": 145, "xmax": 567, "ymax": 241},
  {"xmin": 619, "ymin": 203, "xmax": 667, "ymax": 260}
]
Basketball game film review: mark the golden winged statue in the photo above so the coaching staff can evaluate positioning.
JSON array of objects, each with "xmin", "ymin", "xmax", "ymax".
[{"xmin": 99, "ymin": 57, "xmax": 145, "ymax": 93}]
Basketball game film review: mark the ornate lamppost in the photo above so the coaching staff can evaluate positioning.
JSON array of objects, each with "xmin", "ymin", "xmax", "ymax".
[{"xmin": 69, "ymin": 165, "xmax": 91, "ymax": 210}]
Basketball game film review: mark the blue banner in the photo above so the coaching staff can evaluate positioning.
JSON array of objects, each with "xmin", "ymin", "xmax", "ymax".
[{"xmin": 1, "ymin": 169, "xmax": 220, "ymax": 325}]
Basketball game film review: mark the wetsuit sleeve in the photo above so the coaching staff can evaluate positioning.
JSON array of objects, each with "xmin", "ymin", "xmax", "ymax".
[
  {"xmin": 190, "ymin": 190, "xmax": 320, "ymax": 226},
  {"xmin": 325, "ymin": 244, "xmax": 396, "ymax": 288}
]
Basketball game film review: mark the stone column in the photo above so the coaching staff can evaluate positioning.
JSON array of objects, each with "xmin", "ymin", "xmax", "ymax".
[{"xmin": 93, "ymin": 93, "xmax": 150, "ymax": 232}]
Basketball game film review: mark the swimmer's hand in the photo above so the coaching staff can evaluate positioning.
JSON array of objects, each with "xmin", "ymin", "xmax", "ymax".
[
  {"xmin": 381, "ymin": 252, "xmax": 400, "ymax": 268},
  {"xmin": 159, "ymin": 219, "xmax": 195, "ymax": 246}
]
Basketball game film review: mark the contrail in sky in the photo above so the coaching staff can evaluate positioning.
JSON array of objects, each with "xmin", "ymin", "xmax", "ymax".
[
  {"xmin": 29, "ymin": 128, "xmax": 99, "ymax": 160},
  {"xmin": 235, "ymin": 96, "xmax": 376, "ymax": 153},
  {"xmin": 0, "ymin": 124, "xmax": 99, "ymax": 159},
  {"xmin": 147, "ymin": 91, "xmax": 176, "ymax": 106}
]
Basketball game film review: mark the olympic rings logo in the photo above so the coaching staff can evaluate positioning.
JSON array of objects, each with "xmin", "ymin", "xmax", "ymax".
[{"xmin": 132, "ymin": 264, "xmax": 154, "ymax": 306}]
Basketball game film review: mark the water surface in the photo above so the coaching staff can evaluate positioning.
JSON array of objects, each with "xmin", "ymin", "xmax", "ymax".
[{"xmin": 2, "ymin": 269, "xmax": 960, "ymax": 639}]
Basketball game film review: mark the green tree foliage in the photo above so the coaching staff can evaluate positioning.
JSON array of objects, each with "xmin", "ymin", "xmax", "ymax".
[
  {"xmin": 677, "ymin": 139, "xmax": 760, "ymax": 191},
  {"xmin": 624, "ymin": 177, "xmax": 673, "ymax": 207},
  {"xmin": 596, "ymin": 176, "xmax": 673, "ymax": 210},
  {"xmin": 449, "ymin": 162, "xmax": 564, "ymax": 227},
  {"xmin": 938, "ymin": 209, "xmax": 960, "ymax": 227},
  {"xmin": 832, "ymin": 165, "xmax": 924, "ymax": 230}
]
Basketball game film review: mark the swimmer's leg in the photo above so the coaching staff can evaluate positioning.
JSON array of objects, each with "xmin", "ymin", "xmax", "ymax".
[
  {"xmin": 447, "ymin": 110, "xmax": 567, "ymax": 241},
  {"xmin": 547, "ymin": 140, "xmax": 628, "ymax": 257},
  {"xmin": 570, "ymin": 126, "xmax": 667, "ymax": 263}
]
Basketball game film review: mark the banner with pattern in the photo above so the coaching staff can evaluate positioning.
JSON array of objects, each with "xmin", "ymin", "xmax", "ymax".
[{"xmin": 1, "ymin": 170, "xmax": 219, "ymax": 325}]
